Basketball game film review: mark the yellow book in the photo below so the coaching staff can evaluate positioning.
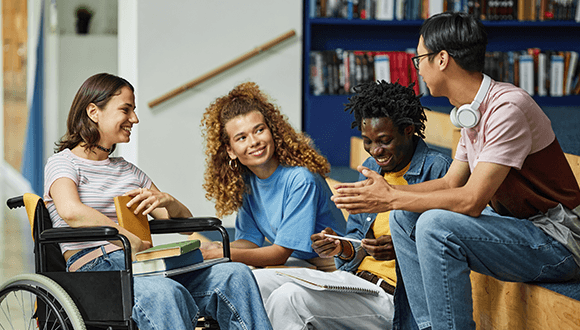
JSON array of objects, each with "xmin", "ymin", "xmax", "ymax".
[{"xmin": 114, "ymin": 195, "xmax": 152, "ymax": 243}]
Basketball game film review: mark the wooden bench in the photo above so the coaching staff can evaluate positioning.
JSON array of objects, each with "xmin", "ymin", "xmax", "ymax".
[{"xmin": 340, "ymin": 110, "xmax": 580, "ymax": 329}]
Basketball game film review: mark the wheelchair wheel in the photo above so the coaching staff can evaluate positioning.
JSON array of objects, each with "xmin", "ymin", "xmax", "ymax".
[{"xmin": 0, "ymin": 273, "xmax": 86, "ymax": 330}]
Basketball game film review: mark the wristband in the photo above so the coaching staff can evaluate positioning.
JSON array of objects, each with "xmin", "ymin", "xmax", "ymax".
[{"xmin": 336, "ymin": 240, "xmax": 355, "ymax": 261}]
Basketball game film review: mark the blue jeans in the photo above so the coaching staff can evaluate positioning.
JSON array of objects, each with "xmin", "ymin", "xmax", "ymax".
[
  {"xmin": 390, "ymin": 207, "xmax": 580, "ymax": 330},
  {"xmin": 67, "ymin": 248, "xmax": 272, "ymax": 330}
]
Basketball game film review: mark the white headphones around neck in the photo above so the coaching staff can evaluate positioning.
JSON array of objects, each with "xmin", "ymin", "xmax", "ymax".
[{"xmin": 450, "ymin": 74, "xmax": 491, "ymax": 129}]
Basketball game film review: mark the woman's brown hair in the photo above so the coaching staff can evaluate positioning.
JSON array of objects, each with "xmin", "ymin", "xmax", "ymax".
[
  {"xmin": 201, "ymin": 82, "xmax": 330, "ymax": 217},
  {"xmin": 55, "ymin": 73, "xmax": 134, "ymax": 154}
]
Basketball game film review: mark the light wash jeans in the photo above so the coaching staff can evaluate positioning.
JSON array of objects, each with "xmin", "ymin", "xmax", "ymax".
[
  {"xmin": 390, "ymin": 207, "xmax": 580, "ymax": 330},
  {"xmin": 67, "ymin": 248, "xmax": 272, "ymax": 330}
]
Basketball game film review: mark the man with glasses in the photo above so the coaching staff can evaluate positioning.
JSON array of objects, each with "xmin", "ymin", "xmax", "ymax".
[
  {"xmin": 332, "ymin": 12, "xmax": 580, "ymax": 330},
  {"xmin": 411, "ymin": 52, "xmax": 436, "ymax": 70}
]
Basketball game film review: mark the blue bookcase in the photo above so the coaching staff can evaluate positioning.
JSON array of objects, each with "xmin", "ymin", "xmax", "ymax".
[{"xmin": 302, "ymin": 4, "xmax": 580, "ymax": 166}]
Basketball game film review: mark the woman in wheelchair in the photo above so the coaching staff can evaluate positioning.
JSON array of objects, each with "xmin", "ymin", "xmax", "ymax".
[
  {"xmin": 200, "ymin": 82, "xmax": 346, "ymax": 270},
  {"xmin": 44, "ymin": 73, "xmax": 273, "ymax": 330}
]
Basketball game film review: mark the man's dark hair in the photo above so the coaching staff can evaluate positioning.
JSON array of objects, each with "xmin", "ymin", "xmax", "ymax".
[
  {"xmin": 420, "ymin": 12, "xmax": 487, "ymax": 72},
  {"xmin": 344, "ymin": 80, "xmax": 427, "ymax": 139}
]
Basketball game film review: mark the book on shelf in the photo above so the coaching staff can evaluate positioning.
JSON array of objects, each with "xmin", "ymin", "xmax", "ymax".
[
  {"xmin": 527, "ymin": 48, "xmax": 541, "ymax": 96},
  {"xmin": 550, "ymin": 53, "xmax": 565, "ymax": 97},
  {"xmin": 376, "ymin": 0, "xmax": 394, "ymax": 20},
  {"xmin": 538, "ymin": 52, "xmax": 548, "ymax": 96},
  {"xmin": 310, "ymin": 51, "xmax": 325, "ymax": 96},
  {"xmin": 429, "ymin": 0, "xmax": 444, "ymax": 18},
  {"xmin": 519, "ymin": 54, "xmax": 535, "ymax": 96},
  {"xmin": 394, "ymin": 0, "xmax": 404, "ymax": 20},
  {"xmin": 275, "ymin": 270, "xmax": 380, "ymax": 296},
  {"xmin": 114, "ymin": 195, "xmax": 152, "ymax": 243},
  {"xmin": 311, "ymin": 47, "xmax": 580, "ymax": 98},
  {"xmin": 133, "ymin": 247, "xmax": 203, "ymax": 275},
  {"xmin": 308, "ymin": 49, "xmax": 434, "ymax": 96},
  {"xmin": 482, "ymin": 49, "xmax": 580, "ymax": 97},
  {"xmin": 374, "ymin": 52, "xmax": 391, "ymax": 83},
  {"xmin": 563, "ymin": 51, "xmax": 571, "ymax": 95},
  {"xmin": 135, "ymin": 239, "xmax": 201, "ymax": 262},
  {"xmin": 565, "ymin": 51, "xmax": 579, "ymax": 95},
  {"xmin": 309, "ymin": 0, "xmax": 578, "ymax": 21},
  {"xmin": 573, "ymin": 75, "xmax": 580, "ymax": 95}
]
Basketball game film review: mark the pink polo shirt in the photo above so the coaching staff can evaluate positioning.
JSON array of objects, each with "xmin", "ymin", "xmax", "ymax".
[{"xmin": 455, "ymin": 80, "xmax": 580, "ymax": 219}]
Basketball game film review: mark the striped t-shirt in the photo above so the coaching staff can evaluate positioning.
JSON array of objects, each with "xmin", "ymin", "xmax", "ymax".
[{"xmin": 44, "ymin": 149, "xmax": 152, "ymax": 253}]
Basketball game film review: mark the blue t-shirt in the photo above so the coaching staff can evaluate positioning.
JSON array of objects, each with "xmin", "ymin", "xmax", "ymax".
[{"xmin": 235, "ymin": 165, "xmax": 346, "ymax": 259}]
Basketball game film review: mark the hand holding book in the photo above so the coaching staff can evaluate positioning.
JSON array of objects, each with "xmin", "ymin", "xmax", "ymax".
[
  {"xmin": 122, "ymin": 187, "xmax": 193, "ymax": 219},
  {"xmin": 114, "ymin": 194, "xmax": 217, "ymax": 276},
  {"xmin": 114, "ymin": 195, "xmax": 152, "ymax": 243}
]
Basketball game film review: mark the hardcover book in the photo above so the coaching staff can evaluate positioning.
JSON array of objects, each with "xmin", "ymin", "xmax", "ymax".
[
  {"xmin": 133, "ymin": 248, "xmax": 204, "ymax": 275},
  {"xmin": 114, "ymin": 195, "xmax": 152, "ymax": 243},
  {"xmin": 550, "ymin": 54, "xmax": 565, "ymax": 97},
  {"xmin": 135, "ymin": 239, "xmax": 201, "ymax": 262}
]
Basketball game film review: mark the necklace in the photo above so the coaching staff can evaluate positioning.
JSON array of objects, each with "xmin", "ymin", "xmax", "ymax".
[{"xmin": 96, "ymin": 145, "xmax": 112, "ymax": 153}]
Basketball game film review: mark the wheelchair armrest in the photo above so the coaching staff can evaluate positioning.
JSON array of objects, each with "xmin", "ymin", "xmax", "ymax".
[
  {"xmin": 39, "ymin": 226, "xmax": 133, "ymax": 271},
  {"xmin": 148, "ymin": 217, "xmax": 222, "ymax": 234},
  {"xmin": 149, "ymin": 217, "xmax": 231, "ymax": 260},
  {"xmin": 40, "ymin": 226, "xmax": 120, "ymax": 241}
]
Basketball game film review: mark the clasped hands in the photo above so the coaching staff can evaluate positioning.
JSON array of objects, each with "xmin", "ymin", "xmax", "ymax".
[
  {"xmin": 331, "ymin": 166, "xmax": 395, "ymax": 215},
  {"xmin": 311, "ymin": 228, "xmax": 395, "ymax": 261}
]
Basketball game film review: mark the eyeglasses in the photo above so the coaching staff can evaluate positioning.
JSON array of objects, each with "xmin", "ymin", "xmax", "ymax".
[{"xmin": 411, "ymin": 52, "xmax": 437, "ymax": 70}]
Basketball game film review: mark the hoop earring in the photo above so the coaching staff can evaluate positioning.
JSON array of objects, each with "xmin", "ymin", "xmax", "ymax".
[{"xmin": 228, "ymin": 159, "xmax": 239, "ymax": 171}]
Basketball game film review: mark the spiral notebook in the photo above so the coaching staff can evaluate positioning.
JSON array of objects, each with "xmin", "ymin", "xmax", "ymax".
[{"xmin": 275, "ymin": 271, "xmax": 380, "ymax": 296}]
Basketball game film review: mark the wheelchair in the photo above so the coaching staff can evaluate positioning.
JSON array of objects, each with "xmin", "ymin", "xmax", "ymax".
[{"xmin": 0, "ymin": 193, "xmax": 231, "ymax": 330}]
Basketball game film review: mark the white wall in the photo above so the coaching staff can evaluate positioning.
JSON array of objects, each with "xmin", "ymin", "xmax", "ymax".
[
  {"xmin": 45, "ymin": 1, "xmax": 119, "ymax": 157},
  {"xmin": 56, "ymin": 0, "xmax": 117, "ymax": 35},
  {"xmin": 56, "ymin": 35, "xmax": 118, "ymax": 137},
  {"xmin": 119, "ymin": 0, "xmax": 303, "ymax": 227}
]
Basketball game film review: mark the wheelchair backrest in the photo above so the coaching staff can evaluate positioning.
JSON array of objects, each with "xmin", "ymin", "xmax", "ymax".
[{"xmin": 23, "ymin": 193, "xmax": 68, "ymax": 272}]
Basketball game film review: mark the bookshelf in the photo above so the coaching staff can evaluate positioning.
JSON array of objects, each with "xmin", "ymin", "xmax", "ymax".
[{"xmin": 302, "ymin": 5, "xmax": 580, "ymax": 166}]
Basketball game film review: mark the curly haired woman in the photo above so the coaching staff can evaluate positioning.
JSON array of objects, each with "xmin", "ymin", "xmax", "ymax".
[{"xmin": 200, "ymin": 82, "xmax": 346, "ymax": 270}]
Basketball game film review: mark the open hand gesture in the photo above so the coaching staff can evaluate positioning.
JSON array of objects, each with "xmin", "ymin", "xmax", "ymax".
[{"xmin": 331, "ymin": 166, "xmax": 395, "ymax": 214}]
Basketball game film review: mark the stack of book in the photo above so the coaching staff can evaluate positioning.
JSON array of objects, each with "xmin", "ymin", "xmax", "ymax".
[
  {"xmin": 113, "ymin": 195, "xmax": 223, "ymax": 277},
  {"xmin": 132, "ymin": 240, "xmax": 203, "ymax": 276}
]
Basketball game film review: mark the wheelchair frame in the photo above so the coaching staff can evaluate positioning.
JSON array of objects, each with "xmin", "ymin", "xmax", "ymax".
[{"xmin": 0, "ymin": 193, "xmax": 230, "ymax": 330}]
